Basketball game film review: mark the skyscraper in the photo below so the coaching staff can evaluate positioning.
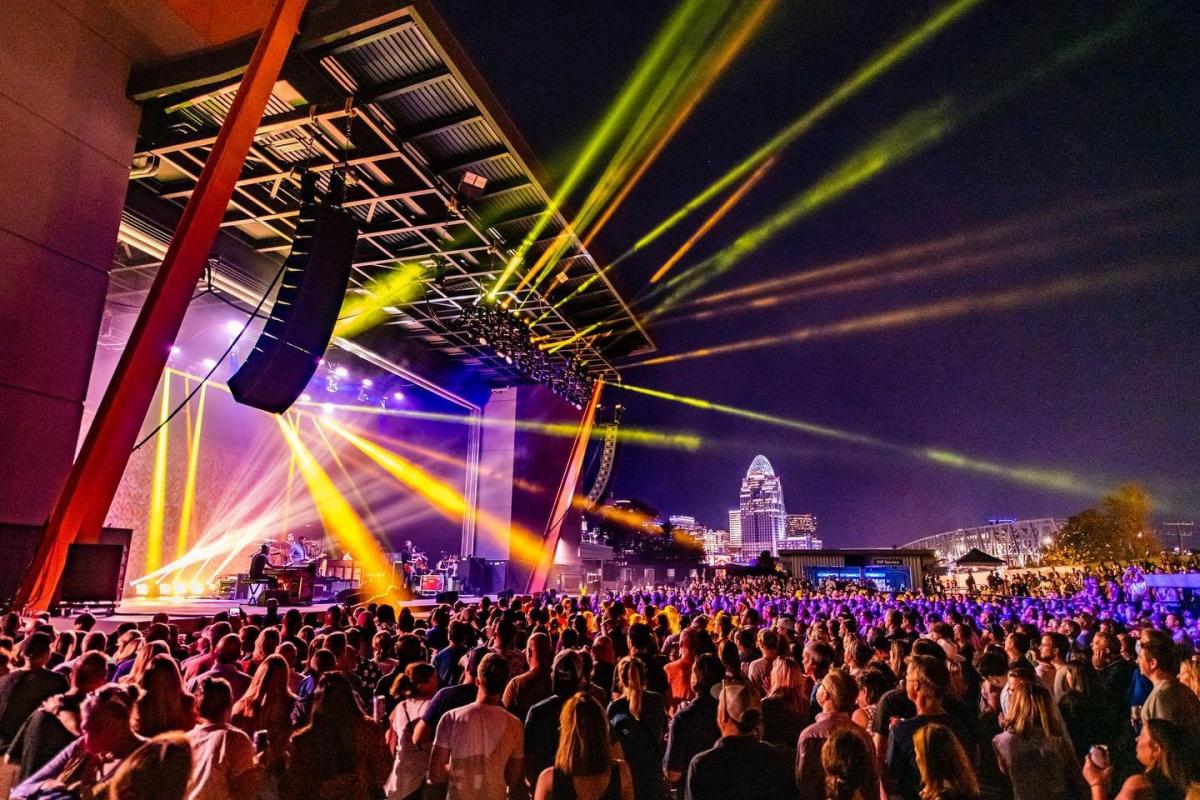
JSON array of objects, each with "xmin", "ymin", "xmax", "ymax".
[
  {"xmin": 782, "ymin": 513, "xmax": 822, "ymax": 550},
  {"xmin": 728, "ymin": 510, "xmax": 742, "ymax": 553},
  {"xmin": 739, "ymin": 455, "xmax": 786, "ymax": 558}
]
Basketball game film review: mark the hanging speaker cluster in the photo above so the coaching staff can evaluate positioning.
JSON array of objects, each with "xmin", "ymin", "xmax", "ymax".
[{"xmin": 229, "ymin": 172, "xmax": 358, "ymax": 413}]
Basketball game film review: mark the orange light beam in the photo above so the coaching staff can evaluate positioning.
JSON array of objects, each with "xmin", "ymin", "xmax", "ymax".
[{"xmin": 649, "ymin": 156, "xmax": 776, "ymax": 284}]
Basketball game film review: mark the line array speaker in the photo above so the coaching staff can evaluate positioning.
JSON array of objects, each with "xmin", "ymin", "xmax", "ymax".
[{"xmin": 229, "ymin": 173, "xmax": 358, "ymax": 413}]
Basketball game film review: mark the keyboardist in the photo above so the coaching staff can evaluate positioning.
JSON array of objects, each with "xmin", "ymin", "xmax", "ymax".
[{"xmin": 249, "ymin": 544, "xmax": 270, "ymax": 580}]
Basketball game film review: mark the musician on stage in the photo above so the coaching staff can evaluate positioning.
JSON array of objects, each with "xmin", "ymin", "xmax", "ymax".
[
  {"xmin": 286, "ymin": 534, "xmax": 307, "ymax": 565},
  {"xmin": 249, "ymin": 544, "xmax": 270, "ymax": 580}
]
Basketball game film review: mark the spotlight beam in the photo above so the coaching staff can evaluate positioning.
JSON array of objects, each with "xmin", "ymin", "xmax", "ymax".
[
  {"xmin": 275, "ymin": 416, "xmax": 396, "ymax": 594},
  {"xmin": 145, "ymin": 373, "xmax": 172, "ymax": 574},
  {"xmin": 488, "ymin": 0, "xmax": 713, "ymax": 298},
  {"xmin": 625, "ymin": 262, "xmax": 1191, "ymax": 368},
  {"xmin": 176, "ymin": 383, "xmax": 208, "ymax": 562},
  {"xmin": 615, "ymin": 383, "xmax": 1105, "ymax": 496},
  {"xmin": 620, "ymin": 0, "xmax": 983, "ymax": 260},
  {"xmin": 647, "ymin": 18, "xmax": 1137, "ymax": 317},
  {"xmin": 298, "ymin": 400, "xmax": 702, "ymax": 451}
]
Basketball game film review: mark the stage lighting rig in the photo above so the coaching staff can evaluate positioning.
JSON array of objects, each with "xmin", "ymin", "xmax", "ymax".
[{"xmin": 461, "ymin": 302, "xmax": 595, "ymax": 407}]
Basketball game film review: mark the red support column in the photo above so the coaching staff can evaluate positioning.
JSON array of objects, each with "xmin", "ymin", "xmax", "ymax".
[
  {"xmin": 14, "ymin": 0, "xmax": 309, "ymax": 611},
  {"xmin": 526, "ymin": 381, "xmax": 603, "ymax": 594}
]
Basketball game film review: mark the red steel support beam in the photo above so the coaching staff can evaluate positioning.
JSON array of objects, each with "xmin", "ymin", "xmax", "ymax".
[
  {"xmin": 526, "ymin": 381, "xmax": 603, "ymax": 594},
  {"xmin": 15, "ymin": 0, "xmax": 308, "ymax": 611}
]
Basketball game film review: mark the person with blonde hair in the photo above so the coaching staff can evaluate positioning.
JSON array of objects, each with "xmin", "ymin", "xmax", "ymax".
[
  {"xmin": 107, "ymin": 732, "xmax": 192, "ymax": 800},
  {"xmin": 533, "ymin": 692, "xmax": 632, "ymax": 800},
  {"xmin": 1178, "ymin": 656, "xmax": 1200, "ymax": 699},
  {"xmin": 914, "ymin": 722, "xmax": 979, "ymax": 800},
  {"xmin": 1084, "ymin": 718, "xmax": 1200, "ymax": 800},
  {"xmin": 133, "ymin": 655, "xmax": 194, "ymax": 737},
  {"xmin": 231, "ymin": 654, "xmax": 295, "ymax": 778},
  {"xmin": 762, "ymin": 656, "xmax": 808, "ymax": 749},
  {"xmin": 993, "ymin": 680, "xmax": 1087, "ymax": 800},
  {"xmin": 608, "ymin": 656, "xmax": 666, "ymax": 800}
]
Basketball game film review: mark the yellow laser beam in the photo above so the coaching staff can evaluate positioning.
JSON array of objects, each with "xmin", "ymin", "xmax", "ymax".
[
  {"xmin": 175, "ymin": 383, "xmax": 208, "ymax": 563},
  {"xmin": 489, "ymin": 0, "xmax": 713, "ymax": 297},
  {"xmin": 334, "ymin": 262, "xmax": 425, "ymax": 339},
  {"xmin": 295, "ymin": 399, "xmax": 702, "ymax": 451},
  {"xmin": 309, "ymin": 415, "xmax": 386, "ymax": 536},
  {"xmin": 323, "ymin": 420, "xmax": 549, "ymax": 567},
  {"xmin": 275, "ymin": 416, "xmax": 396, "ymax": 593},
  {"xmin": 628, "ymin": 262, "xmax": 1189, "ymax": 368},
  {"xmin": 624, "ymin": 0, "xmax": 983, "ymax": 258},
  {"xmin": 652, "ymin": 99, "xmax": 959, "ymax": 316},
  {"xmin": 615, "ymin": 383, "xmax": 1105, "ymax": 496},
  {"xmin": 145, "ymin": 372, "xmax": 172, "ymax": 574},
  {"xmin": 581, "ymin": 0, "xmax": 777, "ymax": 251},
  {"xmin": 650, "ymin": 18, "xmax": 1137, "ymax": 316}
]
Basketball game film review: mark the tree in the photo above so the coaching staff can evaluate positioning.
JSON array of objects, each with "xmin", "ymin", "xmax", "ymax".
[{"xmin": 1045, "ymin": 483, "xmax": 1159, "ymax": 564}]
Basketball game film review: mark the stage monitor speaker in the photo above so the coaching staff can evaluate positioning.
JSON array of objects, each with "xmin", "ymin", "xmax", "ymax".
[
  {"xmin": 229, "ymin": 174, "xmax": 358, "ymax": 413},
  {"xmin": 435, "ymin": 591, "xmax": 459, "ymax": 604},
  {"xmin": 60, "ymin": 544, "xmax": 125, "ymax": 603}
]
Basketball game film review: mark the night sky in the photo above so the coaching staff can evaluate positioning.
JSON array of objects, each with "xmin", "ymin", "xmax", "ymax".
[{"xmin": 436, "ymin": 1, "xmax": 1200, "ymax": 546}]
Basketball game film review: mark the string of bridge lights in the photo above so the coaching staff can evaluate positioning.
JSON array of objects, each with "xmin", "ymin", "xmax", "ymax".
[{"xmin": 461, "ymin": 302, "xmax": 596, "ymax": 409}]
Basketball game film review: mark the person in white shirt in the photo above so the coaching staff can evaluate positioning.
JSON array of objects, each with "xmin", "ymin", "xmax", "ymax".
[
  {"xmin": 185, "ymin": 677, "xmax": 261, "ymax": 800},
  {"xmin": 428, "ymin": 653, "xmax": 524, "ymax": 800}
]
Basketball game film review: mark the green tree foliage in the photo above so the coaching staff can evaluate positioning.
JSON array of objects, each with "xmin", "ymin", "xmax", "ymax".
[{"xmin": 1046, "ymin": 483, "xmax": 1159, "ymax": 564}]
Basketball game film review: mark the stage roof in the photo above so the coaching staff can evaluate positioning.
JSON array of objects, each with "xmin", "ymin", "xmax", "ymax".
[{"xmin": 115, "ymin": 0, "xmax": 654, "ymax": 388}]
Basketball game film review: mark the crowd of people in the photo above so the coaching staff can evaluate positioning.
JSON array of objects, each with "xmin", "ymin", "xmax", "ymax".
[{"xmin": 0, "ymin": 561, "xmax": 1198, "ymax": 800}]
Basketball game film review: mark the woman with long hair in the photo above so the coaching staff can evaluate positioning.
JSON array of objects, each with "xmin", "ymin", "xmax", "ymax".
[
  {"xmin": 280, "ymin": 672, "xmax": 390, "ymax": 800},
  {"xmin": 384, "ymin": 662, "xmax": 437, "ymax": 800},
  {"xmin": 231, "ymin": 654, "xmax": 296, "ymax": 776},
  {"xmin": 914, "ymin": 722, "xmax": 980, "ymax": 800},
  {"xmin": 535, "ymin": 693, "xmax": 633, "ymax": 800},
  {"xmin": 851, "ymin": 667, "xmax": 890, "ymax": 733},
  {"xmin": 106, "ymin": 732, "xmax": 192, "ymax": 800},
  {"xmin": 241, "ymin": 626, "xmax": 280, "ymax": 676},
  {"xmin": 993, "ymin": 681, "xmax": 1086, "ymax": 800},
  {"xmin": 608, "ymin": 657, "xmax": 667, "ymax": 800},
  {"xmin": 123, "ymin": 641, "xmax": 169, "ymax": 686},
  {"xmin": 762, "ymin": 656, "xmax": 808, "ymax": 749},
  {"xmin": 133, "ymin": 655, "xmax": 195, "ymax": 737},
  {"xmin": 822, "ymin": 728, "xmax": 875, "ymax": 800},
  {"xmin": 1084, "ymin": 718, "xmax": 1200, "ymax": 800}
]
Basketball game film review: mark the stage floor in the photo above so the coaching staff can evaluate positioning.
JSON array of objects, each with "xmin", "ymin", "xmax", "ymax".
[{"xmin": 67, "ymin": 595, "xmax": 474, "ymax": 633}]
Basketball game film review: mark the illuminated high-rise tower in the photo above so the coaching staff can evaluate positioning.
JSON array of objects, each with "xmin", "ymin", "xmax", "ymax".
[{"xmin": 739, "ymin": 455, "xmax": 786, "ymax": 558}]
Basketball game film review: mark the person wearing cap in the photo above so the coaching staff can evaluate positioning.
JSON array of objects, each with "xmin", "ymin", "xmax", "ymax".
[
  {"xmin": 684, "ymin": 681, "xmax": 795, "ymax": 800},
  {"xmin": 524, "ymin": 650, "xmax": 585, "ymax": 788}
]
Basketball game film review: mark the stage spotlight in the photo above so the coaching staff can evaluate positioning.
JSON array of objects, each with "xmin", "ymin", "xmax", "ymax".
[
  {"xmin": 201, "ymin": 358, "xmax": 217, "ymax": 369},
  {"xmin": 457, "ymin": 170, "xmax": 488, "ymax": 202},
  {"xmin": 173, "ymin": 581, "xmax": 187, "ymax": 596},
  {"xmin": 158, "ymin": 582, "xmax": 173, "ymax": 596},
  {"xmin": 134, "ymin": 583, "xmax": 149, "ymax": 597},
  {"xmin": 224, "ymin": 320, "xmax": 243, "ymax": 336},
  {"xmin": 170, "ymin": 346, "xmax": 182, "ymax": 357},
  {"xmin": 300, "ymin": 393, "xmax": 312, "ymax": 402},
  {"xmin": 392, "ymin": 391, "xmax": 405, "ymax": 402},
  {"xmin": 334, "ymin": 366, "xmax": 349, "ymax": 378},
  {"xmin": 321, "ymin": 403, "xmax": 334, "ymax": 416},
  {"xmin": 190, "ymin": 580, "xmax": 205, "ymax": 596},
  {"xmin": 362, "ymin": 379, "xmax": 373, "ymax": 388}
]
